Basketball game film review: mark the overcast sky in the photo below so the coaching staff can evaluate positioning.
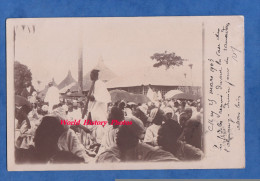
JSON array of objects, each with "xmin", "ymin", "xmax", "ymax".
[{"xmin": 13, "ymin": 17, "xmax": 203, "ymax": 89}]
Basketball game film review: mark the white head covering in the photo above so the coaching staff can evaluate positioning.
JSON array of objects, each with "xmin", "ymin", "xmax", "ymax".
[
  {"xmin": 62, "ymin": 104, "xmax": 68, "ymax": 112},
  {"xmin": 32, "ymin": 91, "xmax": 37, "ymax": 97},
  {"xmin": 42, "ymin": 105, "xmax": 49, "ymax": 112}
]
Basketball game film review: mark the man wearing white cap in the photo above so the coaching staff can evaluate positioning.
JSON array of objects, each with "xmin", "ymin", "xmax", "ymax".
[{"xmin": 163, "ymin": 107, "xmax": 178, "ymax": 123}]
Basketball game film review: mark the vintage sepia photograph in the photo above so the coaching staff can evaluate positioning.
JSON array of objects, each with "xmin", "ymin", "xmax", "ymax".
[{"xmin": 6, "ymin": 16, "xmax": 244, "ymax": 171}]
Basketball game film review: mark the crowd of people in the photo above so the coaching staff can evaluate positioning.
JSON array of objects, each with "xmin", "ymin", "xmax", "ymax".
[{"xmin": 15, "ymin": 69, "xmax": 203, "ymax": 164}]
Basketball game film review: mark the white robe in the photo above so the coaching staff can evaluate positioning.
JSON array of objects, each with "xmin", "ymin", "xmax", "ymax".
[
  {"xmin": 87, "ymin": 79, "xmax": 111, "ymax": 144},
  {"xmin": 44, "ymin": 86, "xmax": 60, "ymax": 112},
  {"xmin": 144, "ymin": 124, "xmax": 161, "ymax": 146}
]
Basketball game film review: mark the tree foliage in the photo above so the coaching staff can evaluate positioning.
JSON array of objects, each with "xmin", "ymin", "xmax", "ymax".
[
  {"xmin": 150, "ymin": 51, "xmax": 187, "ymax": 69},
  {"xmin": 14, "ymin": 61, "xmax": 32, "ymax": 95}
]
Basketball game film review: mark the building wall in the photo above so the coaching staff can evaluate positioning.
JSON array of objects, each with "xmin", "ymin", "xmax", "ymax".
[{"xmin": 108, "ymin": 85, "xmax": 202, "ymax": 97}]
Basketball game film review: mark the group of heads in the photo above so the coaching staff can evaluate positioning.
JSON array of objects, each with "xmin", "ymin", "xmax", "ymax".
[{"xmin": 113, "ymin": 103, "xmax": 201, "ymax": 153}]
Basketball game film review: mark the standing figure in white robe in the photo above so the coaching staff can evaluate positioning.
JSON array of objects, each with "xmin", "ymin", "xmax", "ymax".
[
  {"xmin": 44, "ymin": 83, "xmax": 60, "ymax": 113},
  {"xmin": 84, "ymin": 69, "xmax": 111, "ymax": 145}
]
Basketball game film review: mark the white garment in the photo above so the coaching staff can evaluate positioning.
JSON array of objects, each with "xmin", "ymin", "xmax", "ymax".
[
  {"xmin": 92, "ymin": 80, "xmax": 111, "ymax": 104},
  {"xmin": 143, "ymin": 124, "xmax": 161, "ymax": 146},
  {"xmin": 98, "ymin": 125, "xmax": 118, "ymax": 155},
  {"xmin": 26, "ymin": 86, "xmax": 31, "ymax": 93},
  {"xmin": 124, "ymin": 107, "xmax": 133, "ymax": 117},
  {"xmin": 87, "ymin": 79, "xmax": 111, "ymax": 144},
  {"xmin": 147, "ymin": 88, "xmax": 154, "ymax": 101},
  {"xmin": 58, "ymin": 129, "xmax": 89, "ymax": 161},
  {"xmin": 44, "ymin": 86, "xmax": 60, "ymax": 112}
]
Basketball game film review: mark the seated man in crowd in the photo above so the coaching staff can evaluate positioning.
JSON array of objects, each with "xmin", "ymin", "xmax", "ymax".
[
  {"xmin": 96, "ymin": 116, "xmax": 178, "ymax": 163},
  {"xmin": 34, "ymin": 105, "xmax": 91, "ymax": 163},
  {"xmin": 158, "ymin": 118, "xmax": 203, "ymax": 161},
  {"xmin": 179, "ymin": 118, "xmax": 203, "ymax": 150}
]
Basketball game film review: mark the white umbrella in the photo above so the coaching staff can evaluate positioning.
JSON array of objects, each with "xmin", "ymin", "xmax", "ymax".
[
  {"xmin": 164, "ymin": 90, "xmax": 184, "ymax": 99},
  {"xmin": 127, "ymin": 102, "xmax": 137, "ymax": 105}
]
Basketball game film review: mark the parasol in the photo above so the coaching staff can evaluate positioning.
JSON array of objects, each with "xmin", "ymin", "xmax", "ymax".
[
  {"xmin": 172, "ymin": 93, "xmax": 199, "ymax": 100},
  {"xmin": 15, "ymin": 95, "xmax": 31, "ymax": 108},
  {"xmin": 131, "ymin": 93, "xmax": 150, "ymax": 104},
  {"xmin": 109, "ymin": 90, "xmax": 150, "ymax": 104},
  {"xmin": 110, "ymin": 89, "xmax": 132, "ymax": 102},
  {"xmin": 164, "ymin": 90, "xmax": 184, "ymax": 99},
  {"xmin": 127, "ymin": 102, "xmax": 137, "ymax": 105}
]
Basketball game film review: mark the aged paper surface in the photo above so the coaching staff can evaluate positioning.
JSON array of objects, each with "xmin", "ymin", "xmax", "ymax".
[{"xmin": 6, "ymin": 16, "xmax": 244, "ymax": 171}]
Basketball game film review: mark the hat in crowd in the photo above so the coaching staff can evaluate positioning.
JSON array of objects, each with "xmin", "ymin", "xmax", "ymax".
[
  {"xmin": 123, "ymin": 116, "xmax": 145, "ymax": 139},
  {"xmin": 147, "ymin": 108, "xmax": 159, "ymax": 123},
  {"xmin": 42, "ymin": 105, "xmax": 49, "ymax": 112},
  {"xmin": 62, "ymin": 104, "xmax": 68, "ymax": 112},
  {"xmin": 32, "ymin": 91, "xmax": 37, "ymax": 97},
  {"xmin": 163, "ymin": 107, "xmax": 173, "ymax": 115},
  {"xmin": 50, "ymin": 106, "xmax": 67, "ymax": 121},
  {"xmin": 138, "ymin": 104, "xmax": 148, "ymax": 115}
]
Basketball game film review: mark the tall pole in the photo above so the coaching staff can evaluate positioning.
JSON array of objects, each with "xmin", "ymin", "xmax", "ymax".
[
  {"xmin": 77, "ymin": 25, "xmax": 84, "ymax": 94},
  {"xmin": 78, "ymin": 43, "xmax": 83, "ymax": 94}
]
